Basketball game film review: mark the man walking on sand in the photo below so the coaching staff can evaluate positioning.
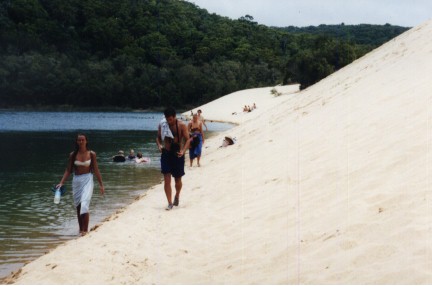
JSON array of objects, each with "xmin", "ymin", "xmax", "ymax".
[
  {"xmin": 156, "ymin": 107, "xmax": 191, "ymax": 210},
  {"xmin": 197, "ymin": 109, "xmax": 208, "ymax": 131}
]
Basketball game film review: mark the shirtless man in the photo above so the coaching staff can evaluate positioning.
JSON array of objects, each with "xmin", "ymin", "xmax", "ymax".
[
  {"xmin": 156, "ymin": 107, "xmax": 190, "ymax": 210},
  {"xmin": 197, "ymin": 109, "xmax": 208, "ymax": 131}
]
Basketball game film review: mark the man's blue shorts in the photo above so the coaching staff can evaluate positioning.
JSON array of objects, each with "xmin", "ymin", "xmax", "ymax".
[{"xmin": 160, "ymin": 149, "xmax": 185, "ymax": 178}]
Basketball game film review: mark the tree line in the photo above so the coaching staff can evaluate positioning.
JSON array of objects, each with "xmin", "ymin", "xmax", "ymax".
[
  {"xmin": 279, "ymin": 23, "xmax": 409, "ymax": 46},
  {"xmin": 0, "ymin": 0, "xmax": 409, "ymax": 109}
]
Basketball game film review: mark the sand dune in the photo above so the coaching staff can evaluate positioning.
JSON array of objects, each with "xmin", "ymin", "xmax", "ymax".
[{"xmin": 8, "ymin": 19, "xmax": 432, "ymax": 284}]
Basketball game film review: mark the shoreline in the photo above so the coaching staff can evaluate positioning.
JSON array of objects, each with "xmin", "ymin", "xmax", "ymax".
[
  {"xmin": 5, "ymin": 19, "xmax": 432, "ymax": 282},
  {"xmin": 3, "ymin": 84, "xmax": 299, "ymax": 284},
  {"xmin": 0, "ymin": 127, "xmax": 229, "ymax": 284},
  {"xmin": 0, "ymin": 189, "xmax": 155, "ymax": 284}
]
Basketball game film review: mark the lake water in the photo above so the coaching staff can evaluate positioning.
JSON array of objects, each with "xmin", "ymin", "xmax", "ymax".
[{"xmin": 0, "ymin": 111, "xmax": 232, "ymax": 279}]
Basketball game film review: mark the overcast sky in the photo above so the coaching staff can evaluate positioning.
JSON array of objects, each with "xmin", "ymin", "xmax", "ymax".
[{"xmin": 185, "ymin": 0, "xmax": 432, "ymax": 27}]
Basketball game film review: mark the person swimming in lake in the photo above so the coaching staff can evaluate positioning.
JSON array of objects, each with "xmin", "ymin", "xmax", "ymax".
[
  {"xmin": 113, "ymin": 150, "xmax": 126, "ymax": 162},
  {"xmin": 135, "ymin": 152, "xmax": 150, "ymax": 163},
  {"xmin": 56, "ymin": 134, "xmax": 105, "ymax": 236},
  {"xmin": 128, "ymin": 149, "xmax": 136, "ymax": 160}
]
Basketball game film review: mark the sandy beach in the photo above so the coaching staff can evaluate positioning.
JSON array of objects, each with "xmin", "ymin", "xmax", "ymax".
[{"xmin": 6, "ymin": 19, "xmax": 432, "ymax": 284}]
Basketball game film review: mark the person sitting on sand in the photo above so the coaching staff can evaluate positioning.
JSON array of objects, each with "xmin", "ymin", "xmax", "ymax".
[
  {"xmin": 135, "ymin": 152, "xmax": 150, "ymax": 163},
  {"xmin": 220, "ymin": 136, "xmax": 235, "ymax": 148},
  {"xmin": 188, "ymin": 113, "xmax": 205, "ymax": 167},
  {"xmin": 128, "ymin": 149, "xmax": 136, "ymax": 160}
]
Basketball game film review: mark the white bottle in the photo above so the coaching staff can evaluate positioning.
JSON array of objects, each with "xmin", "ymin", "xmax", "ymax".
[{"xmin": 54, "ymin": 188, "xmax": 61, "ymax": 204}]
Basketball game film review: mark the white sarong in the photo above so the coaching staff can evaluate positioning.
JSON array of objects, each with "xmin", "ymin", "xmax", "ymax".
[{"xmin": 72, "ymin": 173, "xmax": 94, "ymax": 215}]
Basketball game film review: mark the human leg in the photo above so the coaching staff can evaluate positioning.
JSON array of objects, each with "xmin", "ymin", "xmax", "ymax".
[
  {"xmin": 174, "ymin": 177, "xmax": 182, "ymax": 206},
  {"xmin": 73, "ymin": 173, "xmax": 93, "ymax": 234},
  {"xmin": 196, "ymin": 134, "xmax": 203, "ymax": 167},
  {"xmin": 174, "ymin": 177, "xmax": 182, "ymax": 197},
  {"xmin": 81, "ymin": 213, "xmax": 89, "ymax": 233},
  {"xmin": 189, "ymin": 146, "xmax": 194, "ymax": 167},
  {"xmin": 76, "ymin": 204, "xmax": 83, "ymax": 232},
  {"xmin": 161, "ymin": 150, "xmax": 174, "ymax": 209},
  {"xmin": 173, "ymin": 155, "xmax": 185, "ymax": 206},
  {"xmin": 163, "ymin": 173, "xmax": 173, "ymax": 205}
]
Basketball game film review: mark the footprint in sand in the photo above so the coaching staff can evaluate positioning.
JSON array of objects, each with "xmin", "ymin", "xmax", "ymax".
[{"xmin": 340, "ymin": 240, "xmax": 358, "ymax": 250}]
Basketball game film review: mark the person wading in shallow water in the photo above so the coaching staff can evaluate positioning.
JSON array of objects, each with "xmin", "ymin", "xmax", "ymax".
[
  {"xmin": 57, "ymin": 134, "xmax": 105, "ymax": 236},
  {"xmin": 156, "ymin": 107, "xmax": 190, "ymax": 210}
]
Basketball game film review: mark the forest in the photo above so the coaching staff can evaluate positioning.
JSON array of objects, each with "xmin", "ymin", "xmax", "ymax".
[
  {"xmin": 279, "ymin": 23, "xmax": 408, "ymax": 46},
  {"xmin": 0, "ymin": 0, "xmax": 409, "ymax": 109}
]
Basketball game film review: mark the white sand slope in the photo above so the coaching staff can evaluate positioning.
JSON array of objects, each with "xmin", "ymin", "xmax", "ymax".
[
  {"xmin": 184, "ymin": 84, "xmax": 300, "ymax": 124},
  {"xmin": 9, "ymin": 19, "xmax": 432, "ymax": 284}
]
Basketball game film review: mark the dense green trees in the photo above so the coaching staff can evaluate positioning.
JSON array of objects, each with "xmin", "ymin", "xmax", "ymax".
[
  {"xmin": 0, "ymin": 0, "xmax": 408, "ymax": 109},
  {"xmin": 280, "ymin": 23, "xmax": 409, "ymax": 46}
]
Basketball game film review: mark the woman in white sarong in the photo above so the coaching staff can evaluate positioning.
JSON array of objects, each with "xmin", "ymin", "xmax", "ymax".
[{"xmin": 57, "ymin": 134, "xmax": 105, "ymax": 236}]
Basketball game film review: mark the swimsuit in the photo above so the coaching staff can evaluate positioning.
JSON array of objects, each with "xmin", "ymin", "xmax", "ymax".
[{"xmin": 74, "ymin": 159, "xmax": 91, "ymax": 167}]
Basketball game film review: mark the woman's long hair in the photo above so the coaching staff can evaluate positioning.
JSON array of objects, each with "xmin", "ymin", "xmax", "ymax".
[
  {"xmin": 69, "ymin": 134, "xmax": 89, "ymax": 171},
  {"xmin": 74, "ymin": 133, "xmax": 89, "ymax": 152}
]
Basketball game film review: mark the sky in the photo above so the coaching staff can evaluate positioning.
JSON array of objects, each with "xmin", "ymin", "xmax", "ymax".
[{"xmin": 185, "ymin": 0, "xmax": 432, "ymax": 27}]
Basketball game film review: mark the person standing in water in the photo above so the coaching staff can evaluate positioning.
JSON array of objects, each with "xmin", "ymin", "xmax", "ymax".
[
  {"xmin": 57, "ymin": 134, "xmax": 105, "ymax": 236},
  {"xmin": 156, "ymin": 107, "xmax": 190, "ymax": 210}
]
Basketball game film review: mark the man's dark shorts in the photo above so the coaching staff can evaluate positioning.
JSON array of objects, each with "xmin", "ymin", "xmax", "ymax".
[{"xmin": 160, "ymin": 149, "xmax": 185, "ymax": 178}]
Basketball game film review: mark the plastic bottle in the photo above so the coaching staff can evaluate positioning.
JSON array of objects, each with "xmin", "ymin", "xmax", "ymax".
[{"xmin": 54, "ymin": 188, "xmax": 61, "ymax": 204}]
